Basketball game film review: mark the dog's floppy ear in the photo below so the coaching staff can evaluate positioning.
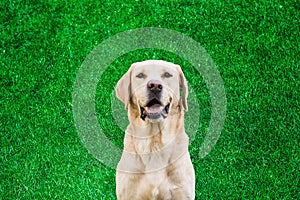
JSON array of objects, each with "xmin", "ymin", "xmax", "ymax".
[
  {"xmin": 115, "ymin": 64, "xmax": 135, "ymax": 109},
  {"xmin": 176, "ymin": 65, "xmax": 188, "ymax": 111}
]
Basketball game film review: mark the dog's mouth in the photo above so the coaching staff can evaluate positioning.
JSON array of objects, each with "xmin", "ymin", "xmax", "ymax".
[{"xmin": 140, "ymin": 98, "xmax": 170, "ymax": 121}]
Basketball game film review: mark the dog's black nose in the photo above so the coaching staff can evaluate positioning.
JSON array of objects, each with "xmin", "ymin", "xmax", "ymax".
[{"xmin": 147, "ymin": 80, "xmax": 163, "ymax": 93}]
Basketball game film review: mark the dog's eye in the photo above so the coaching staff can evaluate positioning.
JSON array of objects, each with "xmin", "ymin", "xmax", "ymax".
[
  {"xmin": 136, "ymin": 73, "xmax": 145, "ymax": 79},
  {"xmin": 163, "ymin": 72, "xmax": 173, "ymax": 78}
]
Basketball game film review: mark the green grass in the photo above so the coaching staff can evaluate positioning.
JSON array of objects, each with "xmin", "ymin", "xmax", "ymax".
[{"xmin": 1, "ymin": 0, "xmax": 299, "ymax": 199}]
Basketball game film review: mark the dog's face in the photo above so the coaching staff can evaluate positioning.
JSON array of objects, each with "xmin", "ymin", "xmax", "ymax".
[{"xmin": 116, "ymin": 60, "xmax": 188, "ymax": 123}]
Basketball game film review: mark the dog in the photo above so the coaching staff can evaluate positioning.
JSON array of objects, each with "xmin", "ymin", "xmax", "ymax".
[{"xmin": 115, "ymin": 60, "xmax": 195, "ymax": 200}]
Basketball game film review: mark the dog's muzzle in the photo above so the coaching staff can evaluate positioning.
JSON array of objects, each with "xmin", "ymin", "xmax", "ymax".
[{"xmin": 140, "ymin": 98, "xmax": 170, "ymax": 121}]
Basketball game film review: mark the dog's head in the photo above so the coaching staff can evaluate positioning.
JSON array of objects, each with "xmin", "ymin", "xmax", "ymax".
[{"xmin": 115, "ymin": 60, "xmax": 188, "ymax": 123}]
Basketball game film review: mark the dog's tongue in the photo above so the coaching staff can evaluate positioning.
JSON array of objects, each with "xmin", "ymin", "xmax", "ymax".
[{"xmin": 145, "ymin": 104, "xmax": 161, "ymax": 113}]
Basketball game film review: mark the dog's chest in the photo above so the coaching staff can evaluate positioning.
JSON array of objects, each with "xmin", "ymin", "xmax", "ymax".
[{"xmin": 134, "ymin": 132, "xmax": 175, "ymax": 173}]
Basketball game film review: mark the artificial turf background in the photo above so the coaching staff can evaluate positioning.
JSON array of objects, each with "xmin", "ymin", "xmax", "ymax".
[{"xmin": 1, "ymin": 0, "xmax": 299, "ymax": 199}]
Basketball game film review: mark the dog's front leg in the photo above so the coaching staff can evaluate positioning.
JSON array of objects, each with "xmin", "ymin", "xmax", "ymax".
[{"xmin": 171, "ymin": 188, "xmax": 194, "ymax": 200}]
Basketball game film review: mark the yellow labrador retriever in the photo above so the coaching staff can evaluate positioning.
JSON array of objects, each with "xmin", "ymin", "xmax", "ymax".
[{"xmin": 115, "ymin": 60, "xmax": 195, "ymax": 200}]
